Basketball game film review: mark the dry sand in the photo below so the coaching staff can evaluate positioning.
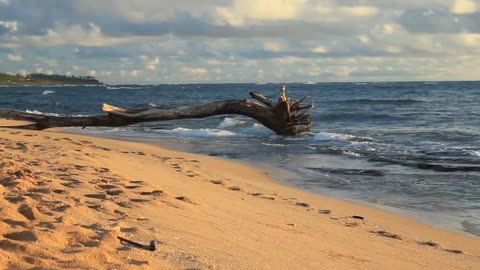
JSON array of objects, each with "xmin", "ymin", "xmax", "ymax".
[{"xmin": 0, "ymin": 119, "xmax": 479, "ymax": 269}]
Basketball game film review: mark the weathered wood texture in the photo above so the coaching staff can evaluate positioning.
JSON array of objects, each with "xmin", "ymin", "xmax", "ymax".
[{"xmin": 0, "ymin": 87, "xmax": 313, "ymax": 135}]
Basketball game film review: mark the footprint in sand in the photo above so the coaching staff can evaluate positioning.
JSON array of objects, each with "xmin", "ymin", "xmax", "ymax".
[
  {"xmin": 17, "ymin": 204, "xmax": 37, "ymax": 220},
  {"xmin": 371, "ymin": 230, "xmax": 402, "ymax": 240},
  {"xmin": 417, "ymin": 241, "xmax": 439, "ymax": 248},
  {"xmin": 106, "ymin": 190, "xmax": 123, "ymax": 196},
  {"xmin": 175, "ymin": 196, "xmax": 197, "ymax": 205},
  {"xmin": 228, "ymin": 186, "xmax": 243, "ymax": 191},
  {"xmin": 74, "ymin": 165, "xmax": 90, "ymax": 171},
  {"xmin": 84, "ymin": 193, "xmax": 107, "ymax": 200},
  {"xmin": 130, "ymin": 198, "xmax": 152, "ymax": 203},
  {"xmin": 38, "ymin": 221, "xmax": 56, "ymax": 229},
  {"xmin": 94, "ymin": 167, "xmax": 110, "ymax": 173},
  {"xmin": 210, "ymin": 180, "xmax": 224, "ymax": 185},
  {"xmin": 61, "ymin": 179, "xmax": 82, "ymax": 188},
  {"xmin": 97, "ymin": 184, "xmax": 117, "ymax": 190},
  {"xmin": 296, "ymin": 202, "xmax": 310, "ymax": 208},
  {"xmin": 3, "ymin": 231, "xmax": 38, "ymax": 242},
  {"xmin": 139, "ymin": 190, "xmax": 164, "ymax": 196},
  {"xmin": 116, "ymin": 201, "xmax": 132, "ymax": 208},
  {"xmin": 27, "ymin": 188, "xmax": 50, "ymax": 194},
  {"xmin": 344, "ymin": 222, "xmax": 360, "ymax": 228},
  {"xmin": 125, "ymin": 185, "xmax": 142, "ymax": 189},
  {"xmin": 87, "ymin": 204, "xmax": 103, "ymax": 211},
  {"xmin": 52, "ymin": 189, "xmax": 67, "ymax": 194},
  {"xmin": 2, "ymin": 219, "xmax": 29, "ymax": 228},
  {"xmin": 444, "ymin": 249, "xmax": 463, "ymax": 254},
  {"xmin": 129, "ymin": 180, "xmax": 144, "ymax": 184}
]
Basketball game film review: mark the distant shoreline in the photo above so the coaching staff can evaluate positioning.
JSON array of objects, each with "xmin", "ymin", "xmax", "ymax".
[{"xmin": 0, "ymin": 72, "xmax": 102, "ymax": 86}]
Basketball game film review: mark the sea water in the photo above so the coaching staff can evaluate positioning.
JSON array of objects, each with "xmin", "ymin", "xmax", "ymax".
[{"xmin": 1, "ymin": 82, "xmax": 479, "ymax": 236}]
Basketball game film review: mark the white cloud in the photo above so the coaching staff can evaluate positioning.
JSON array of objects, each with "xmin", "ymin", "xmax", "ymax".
[
  {"xmin": 141, "ymin": 56, "xmax": 160, "ymax": 70},
  {"xmin": 217, "ymin": 0, "xmax": 307, "ymax": 24},
  {"xmin": 312, "ymin": 46, "xmax": 329, "ymax": 53},
  {"xmin": 182, "ymin": 67, "xmax": 209, "ymax": 75},
  {"xmin": 263, "ymin": 42, "xmax": 284, "ymax": 52},
  {"xmin": 0, "ymin": 21, "xmax": 17, "ymax": 32},
  {"xmin": 451, "ymin": 0, "xmax": 477, "ymax": 14},
  {"xmin": 461, "ymin": 33, "xmax": 480, "ymax": 46},
  {"xmin": 23, "ymin": 23, "xmax": 132, "ymax": 47},
  {"xmin": 129, "ymin": 69, "xmax": 141, "ymax": 76},
  {"xmin": 383, "ymin": 24, "xmax": 398, "ymax": 34},
  {"xmin": 385, "ymin": 46, "xmax": 403, "ymax": 54},
  {"xmin": 88, "ymin": 70, "xmax": 97, "ymax": 76},
  {"xmin": 7, "ymin": 54, "xmax": 23, "ymax": 61},
  {"xmin": 340, "ymin": 6, "xmax": 379, "ymax": 17},
  {"xmin": 207, "ymin": 59, "xmax": 222, "ymax": 65},
  {"xmin": 358, "ymin": 35, "xmax": 370, "ymax": 44}
]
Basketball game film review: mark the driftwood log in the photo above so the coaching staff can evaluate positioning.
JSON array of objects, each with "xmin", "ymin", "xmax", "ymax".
[{"xmin": 0, "ymin": 86, "xmax": 313, "ymax": 135}]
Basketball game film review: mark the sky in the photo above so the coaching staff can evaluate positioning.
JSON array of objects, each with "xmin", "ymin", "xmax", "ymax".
[{"xmin": 0, "ymin": 0, "xmax": 479, "ymax": 84}]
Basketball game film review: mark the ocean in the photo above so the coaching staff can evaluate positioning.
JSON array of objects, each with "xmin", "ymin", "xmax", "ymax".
[{"xmin": 1, "ymin": 81, "xmax": 479, "ymax": 236}]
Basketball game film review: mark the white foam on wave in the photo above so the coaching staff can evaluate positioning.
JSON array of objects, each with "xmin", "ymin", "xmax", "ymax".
[
  {"xmin": 218, "ymin": 117, "xmax": 247, "ymax": 129},
  {"xmin": 342, "ymin": 150, "xmax": 363, "ymax": 158},
  {"xmin": 106, "ymin": 86, "xmax": 143, "ymax": 90},
  {"xmin": 262, "ymin": 143, "xmax": 286, "ymax": 147},
  {"xmin": 242, "ymin": 123, "xmax": 273, "ymax": 135},
  {"xmin": 313, "ymin": 132, "xmax": 351, "ymax": 142},
  {"xmin": 312, "ymin": 132, "xmax": 373, "ymax": 142},
  {"xmin": 160, "ymin": 127, "xmax": 236, "ymax": 138},
  {"xmin": 25, "ymin": 109, "xmax": 60, "ymax": 116},
  {"xmin": 42, "ymin": 90, "xmax": 55, "ymax": 95},
  {"xmin": 154, "ymin": 123, "xmax": 272, "ymax": 138},
  {"xmin": 26, "ymin": 109, "xmax": 43, "ymax": 114},
  {"xmin": 469, "ymin": 150, "xmax": 480, "ymax": 157},
  {"xmin": 25, "ymin": 109, "xmax": 91, "ymax": 117}
]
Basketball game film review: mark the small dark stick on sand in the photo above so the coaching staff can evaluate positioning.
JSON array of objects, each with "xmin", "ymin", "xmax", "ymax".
[{"xmin": 117, "ymin": 236, "xmax": 156, "ymax": 251}]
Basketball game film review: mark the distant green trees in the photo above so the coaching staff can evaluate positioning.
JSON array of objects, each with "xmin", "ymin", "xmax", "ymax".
[{"xmin": 0, "ymin": 72, "xmax": 102, "ymax": 85}]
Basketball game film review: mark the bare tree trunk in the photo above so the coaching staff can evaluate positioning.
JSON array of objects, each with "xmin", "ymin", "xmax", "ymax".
[{"xmin": 0, "ymin": 87, "xmax": 313, "ymax": 135}]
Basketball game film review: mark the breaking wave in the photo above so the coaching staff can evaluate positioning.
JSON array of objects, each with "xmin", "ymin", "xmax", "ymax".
[
  {"xmin": 42, "ymin": 90, "xmax": 56, "ymax": 95},
  {"xmin": 106, "ymin": 86, "xmax": 145, "ymax": 90},
  {"xmin": 469, "ymin": 150, "xmax": 480, "ymax": 157},
  {"xmin": 158, "ymin": 127, "xmax": 236, "ymax": 138},
  {"xmin": 312, "ymin": 132, "xmax": 373, "ymax": 142},
  {"xmin": 218, "ymin": 117, "xmax": 247, "ymax": 129},
  {"xmin": 25, "ymin": 109, "xmax": 60, "ymax": 116}
]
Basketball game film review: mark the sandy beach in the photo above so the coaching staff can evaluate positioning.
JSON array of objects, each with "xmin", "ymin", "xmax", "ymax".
[{"xmin": 0, "ymin": 119, "xmax": 479, "ymax": 270}]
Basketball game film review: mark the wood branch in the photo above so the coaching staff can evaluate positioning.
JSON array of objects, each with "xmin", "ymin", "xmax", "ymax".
[
  {"xmin": 249, "ymin": 91, "xmax": 274, "ymax": 108},
  {"xmin": 0, "ymin": 87, "xmax": 313, "ymax": 136}
]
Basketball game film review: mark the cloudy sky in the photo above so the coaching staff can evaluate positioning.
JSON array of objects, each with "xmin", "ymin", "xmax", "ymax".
[{"xmin": 1, "ymin": 0, "xmax": 479, "ymax": 83}]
